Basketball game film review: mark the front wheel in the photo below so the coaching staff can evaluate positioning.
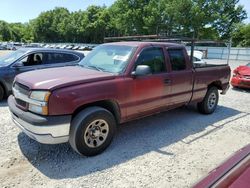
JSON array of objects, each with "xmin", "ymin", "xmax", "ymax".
[
  {"xmin": 197, "ymin": 87, "xmax": 219, "ymax": 114},
  {"xmin": 69, "ymin": 107, "xmax": 116, "ymax": 156}
]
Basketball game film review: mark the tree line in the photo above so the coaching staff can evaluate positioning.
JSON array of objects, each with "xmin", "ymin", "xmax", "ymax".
[{"xmin": 0, "ymin": 0, "xmax": 249, "ymax": 46}]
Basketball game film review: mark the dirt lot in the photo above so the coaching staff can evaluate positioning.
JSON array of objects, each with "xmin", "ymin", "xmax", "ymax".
[{"xmin": 0, "ymin": 58, "xmax": 249, "ymax": 188}]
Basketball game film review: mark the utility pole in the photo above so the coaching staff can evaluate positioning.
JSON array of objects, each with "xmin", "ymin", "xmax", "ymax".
[
  {"xmin": 190, "ymin": 31, "xmax": 195, "ymax": 65},
  {"xmin": 227, "ymin": 38, "xmax": 232, "ymax": 65}
]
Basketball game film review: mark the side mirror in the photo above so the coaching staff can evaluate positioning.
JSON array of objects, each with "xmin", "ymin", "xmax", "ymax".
[
  {"xmin": 13, "ymin": 61, "xmax": 23, "ymax": 68},
  {"xmin": 132, "ymin": 65, "xmax": 152, "ymax": 77}
]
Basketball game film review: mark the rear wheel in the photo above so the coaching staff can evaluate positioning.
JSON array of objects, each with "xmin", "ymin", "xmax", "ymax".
[
  {"xmin": 0, "ymin": 85, "xmax": 4, "ymax": 101},
  {"xmin": 69, "ymin": 107, "xmax": 116, "ymax": 156},
  {"xmin": 197, "ymin": 86, "xmax": 219, "ymax": 114}
]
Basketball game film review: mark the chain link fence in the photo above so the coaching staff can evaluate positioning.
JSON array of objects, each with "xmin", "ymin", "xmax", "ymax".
[{"xmin": 189, "ymin": 47, "xmax": 250, "ymax": 61}]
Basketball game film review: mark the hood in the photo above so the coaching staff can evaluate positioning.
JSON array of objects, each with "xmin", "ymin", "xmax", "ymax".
[
  {"xmin": 15, "ymin": 66, "xmax": 115, "ymax": 90},
  {"xmin": 236, "ymin": 65, "xmax": 250, "ymax": 76}
]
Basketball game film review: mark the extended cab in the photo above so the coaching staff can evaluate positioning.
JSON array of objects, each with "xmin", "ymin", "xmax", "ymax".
[{"xmin": 8, "ymin": 42, "xmax": 231, "ymax": 156}]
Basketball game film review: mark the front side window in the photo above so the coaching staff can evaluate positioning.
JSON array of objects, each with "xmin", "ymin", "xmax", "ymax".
[
  {"xmin": 136, "ymin": 47, "xmax": 166, "ymax": 74},
  {"xmin": 168, "ymin": 49, "xmax": 186, "ymax": 71},
  {"xmin": 20, "ymin": 53, "xmax": 43, "ymax": 66}
]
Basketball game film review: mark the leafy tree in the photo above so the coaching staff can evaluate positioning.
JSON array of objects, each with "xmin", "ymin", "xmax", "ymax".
[
  {"xmin": 0, "ymin": 1, "xmax": 247, "ymax": 43},
  {"xmin": 0, "ymin": 20, "xmax": 13, "ymax": 41},
  {"xmin": 212, "ymin": 0, "xmax": 247, "ymax": 39},
  {"xmin": 109, "ymin": 0, "xmax": 156, "ymax": 35},
  {"xmin": 85, "ymin": 6, "xmax": 110, "ymax": 43},
  {"xmin": 33, "ymin": 7, "xmax": 71, "ymax": 42},
  {"xmin": 232, "ymin": 24, "xmax": 250, "ymax": 47}
]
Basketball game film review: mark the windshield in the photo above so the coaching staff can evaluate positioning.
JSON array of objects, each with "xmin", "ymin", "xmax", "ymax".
[
  {"xmin": 79, "ymin": 45, "xmax": 136, "ymax": 73},
  {"xmin": 0, "ymin": 49, "xmax": 26, "ymax": 66}
]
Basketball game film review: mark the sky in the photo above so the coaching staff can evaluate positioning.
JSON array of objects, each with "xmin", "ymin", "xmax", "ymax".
[
  {"xmin": 0, "ymin": 0, "xmax": 249, "ymax": 23},
  {"xmin": 0, "ymin": 0, "xmax": 116, "ymax": 23}
]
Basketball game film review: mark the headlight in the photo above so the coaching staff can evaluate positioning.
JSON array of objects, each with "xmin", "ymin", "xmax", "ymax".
[
  {"xmin": 30, "ymin": 91, "xmax": 51, "ymax": 102},
  {"xmin": 28, "ymin": 91, "xmax": 51, "ymax": 115}
]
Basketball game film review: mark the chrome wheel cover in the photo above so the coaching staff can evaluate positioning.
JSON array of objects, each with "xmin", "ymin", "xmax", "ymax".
[
  {"xmin": 84, "ymin": 119, "xmax": 109, "ymax": 148},
  {"xmin": 208, "ymin": 92, "xmax": 217, "ymax": 110}
]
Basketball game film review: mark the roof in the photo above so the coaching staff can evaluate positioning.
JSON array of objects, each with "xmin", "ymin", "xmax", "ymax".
[
  {"xmin": 103, "ymin": 41, "xmax": 184, "ymax": 48},
  {"xmin": 18, "ymin": 48, "xmax": 85, "ymax": 56}
]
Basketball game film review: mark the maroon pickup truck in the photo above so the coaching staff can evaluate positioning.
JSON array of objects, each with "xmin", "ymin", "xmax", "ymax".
[{"xmin": 8, "ymin": 42, "xmax": 231, "ymax": 156}]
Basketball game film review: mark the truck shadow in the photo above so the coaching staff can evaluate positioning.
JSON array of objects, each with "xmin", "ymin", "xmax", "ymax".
[
  {"xmin": 0, "ymin": 100, "xmax": 7, "ymax": 107},
  {"xmin": 17, "ymin": 105, "xmax": 244, "ymax": 179},
  {"xmin": 232, "ymin": 87, "xmax": 250, "ymax": 93}
]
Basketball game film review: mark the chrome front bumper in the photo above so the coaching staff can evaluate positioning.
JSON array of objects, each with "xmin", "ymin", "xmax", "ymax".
[{"xmin": 8, "ymin": 95, "xmax": 71, "ymax": 144}]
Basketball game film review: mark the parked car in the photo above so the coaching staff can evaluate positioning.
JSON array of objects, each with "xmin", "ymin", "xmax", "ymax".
[
  {"xmin": 59, "ymin": 45, "xmax": 67, "ymax": 49},
  {"xmin": 65, "ymin": 45, "xmax": 74, "ymax": 50},
  {"xmin": 48, "ymin": 44, "xmax": 56, "ymax": 48},
  {"xmin": 55, "ymin": 44, "xmax": 62, "ymax": 49},
  {"xmin": 6, "ymin": 42, "xmax": 23, "ymax": 50},
  {"xmin": 0, "ymin": 48, "xmax": 84, "ymax": 101},
  {"xmin": 194, "ymin": 144, "xmax": 250, "ymax": 188},
  {"xmin": 24, "ymin": 43, "xmax": 41, "ymax": 48},
  {"xmin": 0, "ymin": 44, "xmax": 7, "ymax": 50},
  {"xmin": 72, "ymin": 46, "xmax": 80, "ymax": 50},
  {"xmin": 231, "ymin": 62, "xmax": 250, "ymax": 89},
  {"xmin": 78, "ymin": 45, "xmax": 88, "ymax": 51},
  {"xmin": 188, "ymin": 50, "xmax": 207, "ymax": 65},
  {"xmin": 43, "ymin": 44, "xmax": 50, "ymax": 48},
  {"xmin": 8, "ymin": 42, "xmax": 230, "ymax": 156}
]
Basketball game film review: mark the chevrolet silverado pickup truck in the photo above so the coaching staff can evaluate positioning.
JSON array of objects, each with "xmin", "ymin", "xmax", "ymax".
[{"xmin": 8, "ymin": 42, "xmax": 231, "ymax": 156}]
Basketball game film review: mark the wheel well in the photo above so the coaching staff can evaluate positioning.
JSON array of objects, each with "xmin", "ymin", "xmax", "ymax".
[
  {"xmin": 208, "ymin": 81, "xmax": 222, "ymax": 90},
  {"xmin": 72, "ymin": 100, "xmax": 121, "ymax": 124}
]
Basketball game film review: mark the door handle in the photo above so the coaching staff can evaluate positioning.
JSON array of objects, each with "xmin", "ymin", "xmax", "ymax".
[{"xmin": 164, "ymin": 79, "xmax": 172, "ymax": 84}]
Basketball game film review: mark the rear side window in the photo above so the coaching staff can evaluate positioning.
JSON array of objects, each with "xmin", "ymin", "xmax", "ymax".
[
  {"xmin": 44, "ymin": 53, "xmax": 79, "ymax": 64},
  {"xmin": 136, "ymin": 47, "xmax": 166, "ymax": 74},
  {"xmin": 168, "ymin": 49, "xmax": 186, "ymax": 71},
  {"xmin": 62, "ymin": 53, "xmax": 79, "ymax": 62}
]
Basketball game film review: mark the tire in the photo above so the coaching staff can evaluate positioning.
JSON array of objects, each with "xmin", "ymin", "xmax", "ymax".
[
  {"xmin": 197, "ymin": 86, "xmax": 219, "ymax": 114},
  {"xmin": 0, "ymin": 85, "xmax": 4, "ymax": 101},
  {"xmin": 69, "ymin": 107, "xmax": 116, "ymax": 156}
]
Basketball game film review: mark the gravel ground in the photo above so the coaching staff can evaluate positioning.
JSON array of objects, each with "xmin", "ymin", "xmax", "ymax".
[{"xmin": 0, "ymin": 59, "xmax": 250, "ymax": 188}]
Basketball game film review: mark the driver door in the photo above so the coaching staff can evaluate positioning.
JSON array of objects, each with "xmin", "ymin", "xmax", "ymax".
[
  {"xmin": 126, "ymin": 46, "xmax": 172, "ymax": 119},
  {"xmin": 6, "ymin": 53, "xmax": 45, "ymax": 86}
]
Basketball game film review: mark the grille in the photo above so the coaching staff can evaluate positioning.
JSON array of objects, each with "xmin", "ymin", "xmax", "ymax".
[
  {"xmin": 243, "ymin": 75, "xmax": 250, "ymax": 79},
  {"xmin": 14, "ymin": 82, "xmax": 29, "ymax": 95},
  {"xmin": 13, "ymin": 82, "xmax": 30, "ymax": 109}
]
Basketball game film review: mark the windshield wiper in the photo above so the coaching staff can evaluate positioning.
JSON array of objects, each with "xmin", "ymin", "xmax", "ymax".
[{"xmin": 85, "ymin": 65, "xmax": 105, "ymax": 72}]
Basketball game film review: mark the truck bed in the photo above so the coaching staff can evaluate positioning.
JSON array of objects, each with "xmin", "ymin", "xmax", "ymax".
[{"xmin": 194, "ymin": 62, "xmax": 228, "ymax": 68}]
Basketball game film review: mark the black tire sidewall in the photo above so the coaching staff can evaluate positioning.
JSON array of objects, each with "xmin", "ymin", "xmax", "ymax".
[
  {"xmin": 0, "ymin": 86, "xmax": 4, "ymax": 101},
  {"xmin": 206, "ymin": 87, "xmax": 219, "ymax": 113},
  {"xmin": 70, "ymin": 107, "xmax": 116, "ymax": 156},
  {"xmin": 198, "ymin": 87, "xmax": 219, "ymax": 114}
]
